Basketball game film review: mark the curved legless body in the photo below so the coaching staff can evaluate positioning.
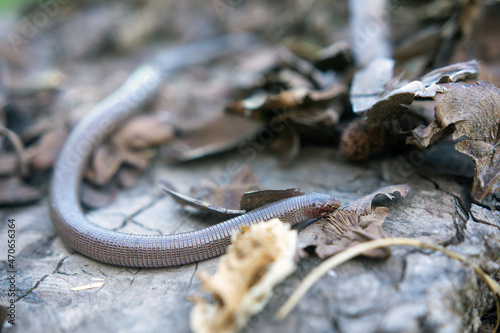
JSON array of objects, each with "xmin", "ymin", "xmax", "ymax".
[{"xmin": 49, "ymin": 34, "xmax": 340, "ymax": 267}]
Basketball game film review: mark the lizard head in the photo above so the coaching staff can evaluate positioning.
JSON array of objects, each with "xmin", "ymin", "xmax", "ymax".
[{"xmin": 308, "ymin": 193, "xmax": 341, "ymax": 217}]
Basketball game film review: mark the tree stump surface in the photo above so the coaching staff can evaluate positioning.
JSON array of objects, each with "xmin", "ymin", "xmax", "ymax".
[{"xmin": 1, "ymin": 146, "xmax": 499, "ymax": 333}]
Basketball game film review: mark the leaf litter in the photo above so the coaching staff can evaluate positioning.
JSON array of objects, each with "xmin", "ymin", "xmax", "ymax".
[
  {"xmin": 297, "ymin": 184, "xmax": 410, "ymax": 260},
  {"xmin": 2, "ymin": 0, "xmax": 500, "ymax": 331}
]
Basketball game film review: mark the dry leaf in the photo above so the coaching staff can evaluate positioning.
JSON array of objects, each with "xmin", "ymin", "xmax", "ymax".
[
  {"xmin": 190, "ymin": 219, "xmax": 297, "ymax": 333},
  {"xmin": 229, "ymin": 82, "xmax": 344, "ymax": 117},
  {"xmin": 407, "ymin": 81, "xmax": 500, "ymax": 201},
  {"xmin": 353, "ymin": 59, "xmax": 478, "ymax": 124},
  {"xmin": 117, "ymin": 165, "xmax": 145, "ymax": 188},
  {"xmin": 278, "ymin": 46, "xmax": 332, "ymax": 89},
  {"xmin": 418, "ymin": 59, "xmax": 479, "ymax": 86},
  {"xmin": 163, "ymin": 114, "xmax": 263, "ymax": 162},
  {"xmin": 160, "ymin": 185, "xmax": 245, "ymax": 217},
  {"xmin": 85, "ymin": 114, "xmax": 174, "ymax": 186},
  {"xmin": 223, "ymin": 47, "xmax": 344, "ymax": 164},
  {"xmin": 86, "ymin": 144, "xmax": 123, "ymax": 186},
  {"xmin": 355, "ymin": 60, "xmax": 498, "ymax": 201},
  {"xmin": 269, "ymin": 124, "xmax": 301, "ymax": 165},
  {"xmin": 25, "ymin": 127, "xmax": 68, "ymax": 171},
  {"xmin": 189, "ymin": 165, "xmax": 264, "ymax": 212},
  {"xmin": 364, "ymin": 82, "xmax": 447, "ymax": 126},
  {"xmin": 112, "ymin": 115, "xmax": 174, "ymax": 149},
  {"xmin": 314, "ymin": 40, "xmax": 353, "ymax": 72},
  {"xmin": 161, "ymin": 165, "xmax": 266, "ymax": 217},
  {"xmin": 239, "ymin": 188, "xmax": 304, "ymax": 212},
  {"xmin": 297, "ymin": 184, "xmax": 410, "ymax": 259}
]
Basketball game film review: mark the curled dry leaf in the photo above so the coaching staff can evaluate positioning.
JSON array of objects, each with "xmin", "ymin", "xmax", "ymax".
[
  {"xmin": 352, "ymin": 59, "xmax": 478, "ymax": 123},
  {"xmin": 26, "ymin": 127, "xmax": 68, "ymax": 171},
  {"xmin": 240, "ymin": 188, "xmax": 304, "ymax": 212},
  {"xmin": 86, "ymin": 145, "xmax": 123, "ymax": 186},
  {"xmin": 160, "ymin": 185, "xmax": 246, "ymax": 217},
  {"xmin": 364, "ymin": 82, "xmax": 446, "ymax": 126},
  {"xmin": 113, "ymin": 115, "xmax": 175, "ymax": 149},
  {"xmin": 314, "ymin": 40, "xmax": 353, "ymax": 72},
  {"xmin": 224, "ymin": 47, "xmax": 344, "ymax": 163},
  {"xmin": 297, "ymin": 184, "xmax": 410, "ymax": 259},
  {"xmin": 161, "ymin": 166, "xmax": 305, "ymax": 218},
  {"xmin": 190, "ymin": 219, "xmax": 297, "ymax": 333},
  {"xmin": 364, "ymin": 60, "xmax": 479, "ymax": 126},
  {"xmin": 418, "ymin": 59, "xmax": 480, "ymax": 86},
  {"xmin": 407, "ymin": 81, "xmax": 500, "ymax": 201},
  {"xmin": 227, "ymin": 81, "xmax": 344, "ymax": 120},
  {"xmin": 85, "ymin": 114, "xmax": 174, "ymax": 186},
  {"xmin": 357, "ymin": 60, "xmax": 500, "ymax": 200},
  {"xmin": 160, "ymin": 165, "xmax": 267, "ymax": 217}
]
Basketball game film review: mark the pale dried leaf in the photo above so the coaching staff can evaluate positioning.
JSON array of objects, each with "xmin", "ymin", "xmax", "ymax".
[
  {"xmin": 27, "ymin": 127, "xmax": 68, "ymax": 170},
  {"xmin": 85, "ymin": 115, "xmax": 169, "ymax": 186},
  {"xmin": 86, "ymin": 144, "xmax": 123, "ymax": 186},
  {"xmin": 235, "ymin": 82, "xmax": 344, "ymax": 114},
  {"xmin": 190, "ymin": 219, "xmax": 297, "ymax": 333},
  {"xmin": 418, "ymin": 60, "xmax": 479, "ymax": 86}
]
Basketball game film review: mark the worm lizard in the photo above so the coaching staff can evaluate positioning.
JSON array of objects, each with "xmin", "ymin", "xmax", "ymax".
[{"xmin": 49, "ymin": 34, "xmax": 341, "ymax": 267}]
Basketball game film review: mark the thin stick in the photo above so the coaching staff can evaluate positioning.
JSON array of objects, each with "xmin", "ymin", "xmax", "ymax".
[{"xmin": 276, "ymin": 237, "xmax": 500, "ymax": 332}]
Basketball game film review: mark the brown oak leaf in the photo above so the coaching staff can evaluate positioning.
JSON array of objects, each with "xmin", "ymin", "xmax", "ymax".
[
  {"xmin": 407, "ymin": 81, "xmax": 500, "ymax": 201},
  {"xmin": 297, "ymin": 184, "xmax": 410, "ymax": 259}
]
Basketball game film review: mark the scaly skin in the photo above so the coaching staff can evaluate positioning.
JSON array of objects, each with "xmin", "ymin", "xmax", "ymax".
[{"xmin": 49, "ymin": 34, "xmax": 340, "ymax": 267}]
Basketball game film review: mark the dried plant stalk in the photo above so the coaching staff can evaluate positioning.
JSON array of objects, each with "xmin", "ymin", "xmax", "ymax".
[
  {"xmin": 190, "ymin": 219, "xmax": 297, "ymax": 333},
  {"xmin": 276, "ymin": 237, "xmax": 500, "ymax": 332}
]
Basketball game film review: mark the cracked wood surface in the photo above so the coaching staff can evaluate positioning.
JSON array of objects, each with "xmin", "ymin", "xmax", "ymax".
[{"xmin": 1, "ymin": 147, "xmax": 499, "ymax": 333}]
